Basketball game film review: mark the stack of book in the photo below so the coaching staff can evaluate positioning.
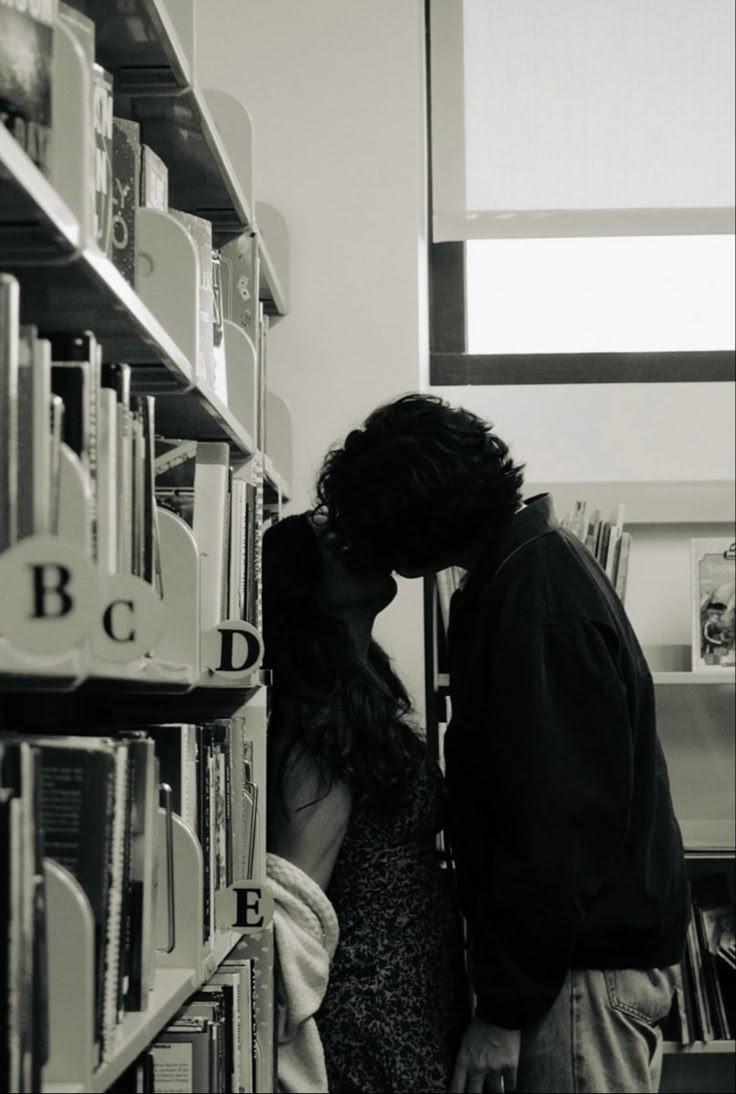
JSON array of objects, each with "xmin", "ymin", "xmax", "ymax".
[
  {"xmin": 155, "ymin": 440, "xmax": 261, "ymax": 628},
  {"xmin": 146, "ymin": 721, "xmax": 260, "ymax": 944},
  {"xmin": 560, "ymin": 499, "xmax": 631, "ymax": 602},
  {"xmin": 0, "ymin": 275, "xmax": 162, "ymax": 583},
  {"xmin": 0, "ymin": 738, "xmax": 49, "ymax": 1094},
  {"xmin": 107, "ymin": 951, "xmax": 260, "ymax": 1094},
  {"xmin": 671, "ymin": 871, "xmax": 735, "ymax": 1044},
  {"xmin": 1, "ymin": 3, "xmax": 265, "ymax": 407},
  {"xmin": 0, "ymin": 723, "xmax": 263, "ymax": 1081}
]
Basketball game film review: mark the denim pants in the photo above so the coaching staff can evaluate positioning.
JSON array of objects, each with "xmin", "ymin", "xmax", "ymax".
[{"xmin": 515, "ymin": 967, "xmax": 676, "ymax": 1093}]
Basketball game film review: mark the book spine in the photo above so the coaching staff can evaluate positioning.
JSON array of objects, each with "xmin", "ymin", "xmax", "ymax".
[
  {"xmin": 0, "ymin": 2, "xmax": 55, "ymax": 173},
  {"xmin": 102, "ymin": 744, "xmax": 130, "ymax": 1060},
  {"xmin": 16, "ymin": 327, "xmax": 36, "ymax": 541},
  {"xmin": 92, "ymin": 65, "xmax": 115, "ymax": 257},
  {"xmin": 0, "ymin": 275, "xmax": 20, "ymax": 552},
  {"xmin": 112, "ymin": 117, "xmax": 141, "ymax": 287}
]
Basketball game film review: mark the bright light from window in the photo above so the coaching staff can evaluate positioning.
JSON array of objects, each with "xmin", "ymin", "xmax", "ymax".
[{"xmin": 466, "ymin": 236, "xmax": 735, "ymax": 354}]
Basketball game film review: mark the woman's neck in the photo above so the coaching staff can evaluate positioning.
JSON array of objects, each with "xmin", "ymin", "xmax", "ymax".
[{"xmin": 337, "ymin": 607, "xmax": 375, "ymax": 661}]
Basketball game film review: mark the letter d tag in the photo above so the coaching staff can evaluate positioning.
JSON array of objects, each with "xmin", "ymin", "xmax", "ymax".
[
  {"xmin": 0, "ymin": 535, "xmax": 99, "ymax": 654},
  {"xmin": 91, "ymin": 574, "xmax": 165, "ymax": 662},
  {"xmin": 203, "ymin": 620, "xmax": 264, "ymax": 680},
  {"xmin": 216, "ymin": 883, "xmax": 274, "ymax": 933}
]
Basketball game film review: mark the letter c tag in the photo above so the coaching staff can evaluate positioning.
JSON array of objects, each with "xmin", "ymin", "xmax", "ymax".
[{"xmin": 91, "ymin": 573, "xmax": 165, "ymax": 662}]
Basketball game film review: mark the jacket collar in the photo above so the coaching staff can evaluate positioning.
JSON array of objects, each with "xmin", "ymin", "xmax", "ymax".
[{"xmin": 459, "ymin": 493, "xmax": 559, "ymax": 600}]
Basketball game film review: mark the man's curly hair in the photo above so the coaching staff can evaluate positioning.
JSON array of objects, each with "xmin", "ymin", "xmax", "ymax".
[{"xmin": 316, "ymin": 393, "xmax": 525, "ymax": 573}]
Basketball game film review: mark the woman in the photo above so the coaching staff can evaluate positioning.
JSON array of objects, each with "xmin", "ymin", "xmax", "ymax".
[{"xmin": 262, "ymin": 511, "xmax": 469, "ymax": 1093}]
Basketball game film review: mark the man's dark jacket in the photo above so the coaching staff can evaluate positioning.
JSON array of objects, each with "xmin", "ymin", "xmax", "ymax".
[{"xmin": 444, "ymin": 494, "xmax": 690, "ymax": 1029}]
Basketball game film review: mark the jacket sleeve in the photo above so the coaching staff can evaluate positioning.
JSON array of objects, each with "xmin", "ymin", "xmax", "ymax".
[{"xmin": 451, "ymin": 616, "xmax": 634, "ymax": 1029}]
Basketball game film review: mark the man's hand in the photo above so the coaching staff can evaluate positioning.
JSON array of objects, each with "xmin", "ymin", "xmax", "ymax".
[{"xmin": 450, "ymin": 1017, "xmax": 521, "ymax": 1093}]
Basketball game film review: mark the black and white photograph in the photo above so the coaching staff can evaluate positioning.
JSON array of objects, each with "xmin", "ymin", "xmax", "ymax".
[{"xmin": 1, "ymin": 1, "xmax": 734, "ymax": 1092}]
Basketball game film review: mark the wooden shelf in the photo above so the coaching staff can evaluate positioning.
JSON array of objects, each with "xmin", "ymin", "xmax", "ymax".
[
  {"xmin": 0, "ymin": 127, "xmax": 80, "ymax": 261},
  {"xmin": 525, "ymin": 481, "xmax": 735, "ymax": 525}
]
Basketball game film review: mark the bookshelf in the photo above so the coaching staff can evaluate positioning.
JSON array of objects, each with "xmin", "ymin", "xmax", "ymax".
[
  {"xmin": 424, "ymin": 482, "xmax": 735, "ymax": 1087},
  {"xmin": 1, "ymin": 1, "xmax": 290, "ymax": 1091}
]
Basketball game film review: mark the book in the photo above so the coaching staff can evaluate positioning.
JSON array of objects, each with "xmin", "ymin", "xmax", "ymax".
[
  {"xmin": 102, "ymin": 362, "xmax": 133, "ymax": 574},
  {"xmin": 561, "ymin": 498, "xmax": 631, "ymax": 602},
  {"xmin": 1, "ymin": 274, "xmax": 20, "ymax": 552},
  {"xmin": 147, "ymin": 725, "xmax": 199, "ymax": 834},
  {"xmin": 115, "ymin": 733, "xmax": 158, "ymax": 1012},
  {"xmin": 211, "ymin": 250, "xmax": 229, "ymax": 404},
  {"xmin": 221, "ymin": 231, "xmax": 260, "ymax": 347},
  {"xmin": 0, "ymin": 787, "xmax": 22, "ymax": 1094},
  {"xmin": 0, "ymin": 0, "xmax": 55, "ymax": 173},
  {"xmin": 92, "ymin": 64, "xmax": 115, "ymax": 257},
  {"xmin": 49, "ymin": 331, "xmax": 101, "ymax": 561},
  {"xmin": 0, "ymin": 740, "xmax": 49, "ymax": 1094},
  {"xmin": 151, "ymin": 1015, "xmax": 214, "ymax": 1094},
  {"xmin": 130, "ymin": 394, "xmax": 163, "ymax": 594},
  {"xmin": 193, "ymin": 442, "xmax": 231, "ymax": 632},
  {"xmin": 57, "ymin": 2, "xmax": 96, "ymax": 234},
  {"xmin": 97, "ymin": 385, "xmax": 118, "ymax": 574},
  {"xmin": 140, "ymin": 143, "xmax": 169, "ymax": 211},
  {"xmin": 170, "ymin": 209, "xmax": 216, "ymax": 391},
  {"xmin": 49, "ymin": 393, "xmax": 64, "ymax": 536},
  {"xmin": 112, "ymin": 117, "xmax": 141, "ymax": 287},
  {"xmin": 33, "ymin": 737, "xmax": 126, "ymax": 1062},
  {"xmin": 691, "ymin": 537, "xmax": 736, "ymax": 671}
]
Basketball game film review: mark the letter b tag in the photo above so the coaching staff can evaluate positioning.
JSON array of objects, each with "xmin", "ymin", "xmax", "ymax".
[{"xmin": 0, "ymin": 535, "xmax": 99, "ymax": 653}]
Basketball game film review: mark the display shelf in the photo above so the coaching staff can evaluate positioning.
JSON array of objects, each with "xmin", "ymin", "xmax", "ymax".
[
  {"xmin": 203, "ymin": 929, "xmax": 244, "ymax": 980},
  {"xmin": 116, "ymin": 83, "xmax": 254, "ymax": 246},
  {"xmin": 653, "ymin": 670, "xmax": 736, "ymax": 685},
  {"xmin": 154, "ymin": 382, "xmax": 258, "ymax": 455},
  {"xmin": 263, "ymin": 455, "xmax": 291, "ymax": 505},
  {"xmin": 85, "ymin": 656, "xmax": 196, "ymax": 692},
  {"xmin": 646, "ymin": 644, "xmax": 736, "ymax": 684},
  {"xmin": 664, "ymin": 1041, "xmax": 736, "ymax": 1056},
  {"xmin": 525, "ymin": 480, "xmax": 735, "ymax": 525},
  {"xmin": 86, "ymin": 968, "xmax": 200, "ymax": 1094},
  {"xmin": 0, "ymin": 638, "xmax": 87, "ymax": 692},
  {"xmin": 256, "ymin": 203, "xmax": 289, "ymax": 316},
  {"xmin": 0, "ymin": 127, "xmax": 80, "ymax": 262},
  {"xmin": 4, "ymin": 244, "xmax": 193, "ymax": 389},
  {"xmin": 80, "ymin": 0, "xmax": 192, "ymax": 92}
]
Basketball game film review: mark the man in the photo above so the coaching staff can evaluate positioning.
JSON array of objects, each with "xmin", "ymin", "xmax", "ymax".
[{"xmin": 316, "ymin": 393, "xmax": 689, "ymax": 1094}]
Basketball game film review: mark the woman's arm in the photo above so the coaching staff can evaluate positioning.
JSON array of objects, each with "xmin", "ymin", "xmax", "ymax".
[{"xmin": 268, "ymin": 743, "xmax": 352, "ymax": 892}]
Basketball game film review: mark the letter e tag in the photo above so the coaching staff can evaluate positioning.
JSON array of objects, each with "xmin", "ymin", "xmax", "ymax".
[{"xmin": 215, "ymin": 883, "xmax": 274, "ymax": 933}]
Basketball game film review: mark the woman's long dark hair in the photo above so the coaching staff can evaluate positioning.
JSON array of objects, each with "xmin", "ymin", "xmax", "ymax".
[{"xmin": 262, "ymin": 512, "xmax": 423, "ymax": 812}]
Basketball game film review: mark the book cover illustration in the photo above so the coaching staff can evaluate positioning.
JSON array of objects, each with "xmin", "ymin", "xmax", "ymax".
[
  {"xmin": 170, "ymin": 209, "xmax": 216, "ymax": 392},
  {"xmin": 92, "ymin": 65, "xmax": 115, "ymax": 257},
  {"xmin": 112, "ymin": 117, "xmax": 141, "ymax": 287},
  {"xmin": 140, "ymin": 143, "xmax": 168, "ymax": 212},
  {"xmin": 0, "ymin": 0, "xmax": 55, "ymax": 174},
  {"xmin": 691, "ymin": 537, "xmax": 736, "ymax": 671}
]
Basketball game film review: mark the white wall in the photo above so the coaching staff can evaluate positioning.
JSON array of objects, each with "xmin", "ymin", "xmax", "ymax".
[{"xmin": 197, "ymin": 0, "xmax": 430, "ymax": 716}]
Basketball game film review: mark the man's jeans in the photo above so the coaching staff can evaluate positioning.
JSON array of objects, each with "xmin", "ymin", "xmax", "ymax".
[{"xmin": 515, "ymin": 967, "xmax": 676, "ymax": 1093}]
